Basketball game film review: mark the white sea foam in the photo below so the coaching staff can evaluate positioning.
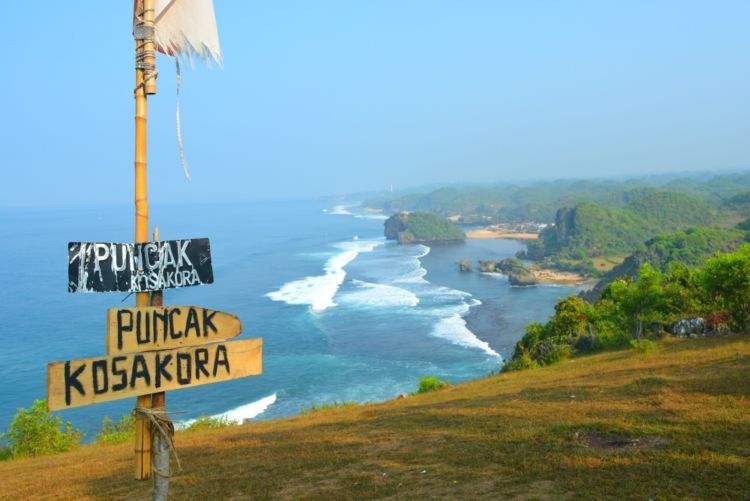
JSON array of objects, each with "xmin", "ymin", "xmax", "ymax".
[
  {"xmin": 329, "ymin": 204, "xmax": 357, "ymax": 216},
  {"xmin": 218, "ymin": 393, "xmax": 278, "ymax": 422},
  {"xmin": 267, "ymin": 239, "xmax": 382, "ymax": 311},
  {"xmin": 176, "ymin": 393, "xmax": 277, "ymax": 429},
  {"xmin": 354, "ymin": 214, "xmax": 389, "ymax": 220},
  {"xmin": 396, "ymin": 247, "xmax": 499, "ymax": 358},
  {"xmin": 326, "ymin": 202, "xmax": 388, "ymax": 220},
  {"xmin": 430, "ymin": 306, "xmax": 500, "ymax": 358},
  {"xmin": 338, "ymin": 279, "xmax": 419, "ymax": 308},
  {"xmin": 393, "ymin": 245, "xmax": 431, "ymax": 284}
]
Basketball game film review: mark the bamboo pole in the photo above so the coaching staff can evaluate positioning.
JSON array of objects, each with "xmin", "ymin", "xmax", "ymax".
[{"xmin": 134, "ymin": 0, "xmax": 156, "ymax": 481}]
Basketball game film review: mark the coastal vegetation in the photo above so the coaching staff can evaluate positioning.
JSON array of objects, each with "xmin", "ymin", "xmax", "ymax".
[
  {"xmin": 370, "ymin": 173, "xmax": 750, "ymax": 282},
  {"xmin": 583, "ymin": 226, "xmax": 748, "ymax": 300},
  {"xmin": 185, "ymin": 415, "xmax": 238, "ymax": 431},
  {"xmin": 1, "ymin": 335, "xmax": 747, "ymax": 499},
  {"xmin": 414, "ymin": 376, "xmax": 450, "ymax": 394},
  {"xmin": 300, "ymin": 401, "xmax": 359, "ymax": 415},
  {"xmin": 1, "ymin": 400, "xmax": 82, "ymax": 459},
  {"xmin": 96, "ymin": 415, "xmax": 135, "ymax": 445},
  {"xmin": 506, "ymin": 245, "xmax": 750, "ymax": 371},
  {"xmin": 364, "ymin": 172, "xmax": 750, "ymax": 224},
  {"xmin": 529, "ymin": 192, "xmax": 719, "ymax": 263},
  {"xmin": 384, "ymin": 211, "xmax": 465, "ymax": 244}
]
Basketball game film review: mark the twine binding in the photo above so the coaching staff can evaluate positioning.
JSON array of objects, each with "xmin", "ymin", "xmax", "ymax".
[{"xmin": 133, "ymin": 406, "xmax": 182, "ymax": 476}]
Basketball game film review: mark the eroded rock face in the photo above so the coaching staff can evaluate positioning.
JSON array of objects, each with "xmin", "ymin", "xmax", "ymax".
[{"xmin": 384, "ymin": 214, "xmax": 408, "ymax": 241}]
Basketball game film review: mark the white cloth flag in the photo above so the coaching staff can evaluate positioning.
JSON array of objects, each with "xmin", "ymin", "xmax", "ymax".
[{"xmin": 150, "ymin": 0, "xmax": 222, "ymax": 64}]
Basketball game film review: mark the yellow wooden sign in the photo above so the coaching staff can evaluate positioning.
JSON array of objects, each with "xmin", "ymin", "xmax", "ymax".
[
  {"xmin": 47, "ymin": 338, "xmax": 262, "ymax": 411},
  {"xmin": 106, "ymin": 306, "xmax": 242, "ymax": 354}
]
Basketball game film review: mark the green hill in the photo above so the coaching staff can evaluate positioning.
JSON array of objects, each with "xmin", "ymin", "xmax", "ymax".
[
  {"xmin": 2, "ymin": 335, "xmax": 748, "ymax": 499},
  {"xmin": 384, "ymin": 212, "xmax": 465, "ymax": 244},
  {"xmin": 363, "ymin": 173, "xmax": 750, "ymax": 224},
  {"xmin": 722, "ymin": 190, "xmax": 750, "ymax": 214},
  {"xmin": 583, "ymin": 226, "xmax": 748, "ymax": 300},
  {"xmin": 536, "ymin": 192, "xmax": 719, "ymax": 262}
]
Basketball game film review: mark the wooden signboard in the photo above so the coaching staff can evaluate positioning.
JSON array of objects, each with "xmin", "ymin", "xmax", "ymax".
[
  {"xmin": 47, "ymin": 338, "xmax": 262, "ymax": 411},
  {"xmin": 107, "ymin": 306, "xmax": 242, "ymax": 354},
  {"xmin": 68, "ymin": 239, "xmax": 214, "ymax": 293}
]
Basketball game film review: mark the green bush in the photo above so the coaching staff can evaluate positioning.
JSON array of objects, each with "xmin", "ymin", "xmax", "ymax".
[
  {"xmin": 415, "ymin": 376, "xmax": 450, "ymax": 394},
  {"xmin": 501, "ymin": 353, "xmax": 539, "ymax": 372},
  {"xmin": 629, "ymin": 339, "xmax": 661, "ymax": 355},
  {"xmin": 96, "ymin": 415, "xmax": 135, "ymax": 445},
  {"xmin": 186, "ymin": 415, "xmax": 238, "ymax": 431},
  {"xmin": 300, "ymin": 401, "xmax": 358, "ymax": 415},
  {"xmin": 5, "ymin": 400, "xmax": 82, "ymax": 458}
]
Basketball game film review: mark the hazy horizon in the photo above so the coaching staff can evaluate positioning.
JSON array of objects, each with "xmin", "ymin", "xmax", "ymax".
[{"xmin": 2, "ymin": 1, "xmax": 748, "ymax": 208}]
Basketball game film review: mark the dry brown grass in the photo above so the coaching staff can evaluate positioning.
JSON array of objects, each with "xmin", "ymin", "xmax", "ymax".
[
  {"xmin": 2, "ymin": 335, "xmax": 749, "ymax": 500},
  {"xmin": 591, "ymin": 255, "xmax": 626, "ymax": 272}
]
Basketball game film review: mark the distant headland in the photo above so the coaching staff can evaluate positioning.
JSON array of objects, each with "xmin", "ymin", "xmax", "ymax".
[{"xmin": 385, "ymin": 212, "xmax": 465, "ymax": 245}]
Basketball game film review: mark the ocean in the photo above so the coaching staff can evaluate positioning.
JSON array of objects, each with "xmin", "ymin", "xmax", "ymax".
[{"xmin": 0, "ymin": 200, "xmax": 578, "ymax": 438}]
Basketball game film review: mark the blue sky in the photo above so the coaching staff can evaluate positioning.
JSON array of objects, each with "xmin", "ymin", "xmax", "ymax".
[{"xmin": 2, "ymin": 1, "xmax": 749, "ymax": 207}]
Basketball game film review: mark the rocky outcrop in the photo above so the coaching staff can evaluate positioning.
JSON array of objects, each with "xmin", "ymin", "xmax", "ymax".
[
  {"xmin": 478, "ymin": 258, "xmax": 538, "ymax": 286},
  {"xmin": 667, "ymin": 318, "xmax": 706, "ymax": 337},
  {"xmin": 457, "ymin": 260, "xmax": 472, "ymax": 272},
  {"xmin": 507, "ymin": 268, "xmax": 538, "ymax": 286}
]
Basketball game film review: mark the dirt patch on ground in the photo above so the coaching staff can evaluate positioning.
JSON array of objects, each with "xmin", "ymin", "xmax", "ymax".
[{"xmin": 575, "ymin": 431, "xmax": 671, "ymax": 452}]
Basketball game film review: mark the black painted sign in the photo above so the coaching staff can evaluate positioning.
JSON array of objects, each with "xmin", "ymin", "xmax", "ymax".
[{"xmin": 68, "ymin": 239, "xmax": 213, "ymax": 293}]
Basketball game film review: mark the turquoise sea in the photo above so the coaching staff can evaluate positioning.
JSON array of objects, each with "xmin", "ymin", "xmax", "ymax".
[{"xmin": 0, "ymin": 200, "xmax": 579, "ymax": 438}]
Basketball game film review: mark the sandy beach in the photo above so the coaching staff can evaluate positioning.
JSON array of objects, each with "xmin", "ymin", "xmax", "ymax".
[
  {"xmin": 467, "ymin": 229, "xmax": 539, "ymax": 239},
  {"xmin": 529, "ymin": 267, "xmax": 586, "ymax": 285}
]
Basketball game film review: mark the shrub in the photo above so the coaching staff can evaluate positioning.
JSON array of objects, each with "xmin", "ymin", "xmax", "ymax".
[
  {"xmin": 300, "ymin": 401, "xmax": 358, "ymax": 415},
  {"xmin": 629, "ymin": 339, "xmax": 661, "ymax": 355},
  {"xmin": 5, "ymin": 400, "xmax": 82, "ymax": 458},
  {"xmin": 96, "ymin": 415, "xmax": 135, "ymax": 445},
  {"xmin": 186, "ymin": 415, "xmax": 238, "ymax": 431},
  {"xmin": 536, "ymin": 340, "xmax": 572, "ymax": 365},
  {"xmin": 501, "ymin": 353, "xmax": 538, "ymax": 372},
  {"xmin": 415, "ymin": 376, "xmax": 450, "ymax": 394}
]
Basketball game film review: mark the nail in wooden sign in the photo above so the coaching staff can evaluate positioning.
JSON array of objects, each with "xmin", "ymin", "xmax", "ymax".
[
  {"xmin": 107, "ymin": 306, "xmax": 242, "ymax": 354},
  {"xmin": 47, "ymin": 339, "xmax": 262, "ymax": 411},
  {"xmin": 68, "ymin": 238, "xmax": 213, "ymax": 293}
]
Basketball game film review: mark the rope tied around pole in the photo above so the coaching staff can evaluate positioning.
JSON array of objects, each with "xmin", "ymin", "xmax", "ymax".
[
  {"xmin": 134, "ymin": 6, "xmax": 158, "ymax": 93},
  {"xmin": 133, "ymin": 406, "xmax": 182, "ymax": 476}
]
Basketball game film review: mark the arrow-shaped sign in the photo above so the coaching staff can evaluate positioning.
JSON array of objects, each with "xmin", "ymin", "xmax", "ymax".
[{"xmin": 106, "ymin": 306, "xmax": 242, "ymax": 355}]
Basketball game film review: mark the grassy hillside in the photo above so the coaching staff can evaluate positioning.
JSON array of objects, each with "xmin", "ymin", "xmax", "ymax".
[{"xmin": 1, "ymin": 336, "xmax": 748, "ymax": 499}]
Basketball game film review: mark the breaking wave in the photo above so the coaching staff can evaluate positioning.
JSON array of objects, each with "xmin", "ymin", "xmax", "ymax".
[
  {"xmin": 177, "ymin": 393, "xmax": 277, "ymax": 429},
  {"xmin": 266, "ymin": 240, "xmax": 382, "ymax": 311},
  {"xmin": 337, "ymin": 279, "xmax": 419, "ymax": 308}
]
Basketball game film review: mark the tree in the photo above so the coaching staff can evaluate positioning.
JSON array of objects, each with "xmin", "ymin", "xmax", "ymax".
[
  {"xmin": 549, "ymin": 296, "xmax": 592, "ymax": 340},
  {"xmin": 702, "ymin": 245, "xmax": 750, "ymax": 331},
  {"xmin": 619, "ymin": 264, "xmax": 665, "ymax": 339}
]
